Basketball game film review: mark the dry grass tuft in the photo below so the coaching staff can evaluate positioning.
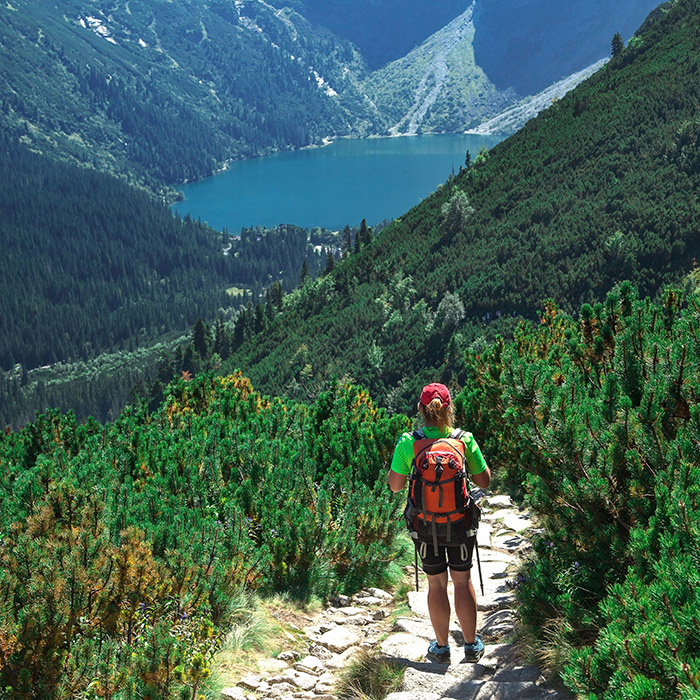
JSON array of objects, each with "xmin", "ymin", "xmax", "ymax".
[{"xmin": 335, "ymin": 649, "xmax": 405, "ymax": 700}]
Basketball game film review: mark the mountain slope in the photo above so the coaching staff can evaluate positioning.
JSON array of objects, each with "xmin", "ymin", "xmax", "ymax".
[
  {"xmin": 225, "ymin": 0, "xmax": 700, "ymax": 412},
  {"xmin": 365, "ymin": 4, "xmax": 515, "ymax": 135},
  {"xmin": 362, "ymin": 0, "xmax": 663, "ymax": 136},
  {"xmin": 0, "ymin": 132, "xmax": 232, "ymax": 372},
  {"xmin": 472, "ymin": 0, "xmax": 662, "ymax": 95},
  {"xmin": 301, "ymin": 0, "xmax": 467, "ymax": 70},
  {"xmin": 0, "ymin": 0, "xmax": 382, "ymax": 186},
  {"xmin": 467, "ymin": 58, "xmax": 607, "ymax": 136},
  {"xmin": 0, "ymin": 0, "xmax": 668, "ymax": 189}
]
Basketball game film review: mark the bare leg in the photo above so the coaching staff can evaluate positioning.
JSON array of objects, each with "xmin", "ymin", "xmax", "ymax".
[
  {"xmin": 450, "ymin": 568, "xmax": 478, "ymax": 644},
  {"xmin": 426, "ymin": 571, "xmax": 450, "ymax": 646}
]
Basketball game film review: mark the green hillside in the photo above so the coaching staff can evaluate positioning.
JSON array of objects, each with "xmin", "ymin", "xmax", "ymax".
[
  {"xmin": 225, "ymin": 0, "xmax": 700, "ymax": 413},
  {"xmin": 0, "ymin": 132, "xmax": 232, "ymax": 372},
  {"xmin": 457, "ymin": 284, "xmax": 700, "ymax": 697},
  {"xmin": 0, "ymin": 0, "xmax": 382, "ymax": 187},
  {"xmin": 0, "ymin": 134, "xmax": 337, "ymax": 427}
]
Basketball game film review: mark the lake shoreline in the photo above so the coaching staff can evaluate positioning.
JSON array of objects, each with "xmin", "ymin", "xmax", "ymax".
[
  {"xmin": 171, "ymin": 133, "xmax": 503, "ymax": 233},
  {"xmin": 174, "ymin": 130, "xmax": 501, "ymax": 191}
]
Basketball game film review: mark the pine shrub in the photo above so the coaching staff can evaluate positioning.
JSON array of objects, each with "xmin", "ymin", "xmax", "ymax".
[{"xmin": 458, "ymin": 283, "xmax": 700, "ymax": 697}]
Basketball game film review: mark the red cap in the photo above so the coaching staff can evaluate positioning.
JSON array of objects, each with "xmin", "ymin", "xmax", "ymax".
[{"xmin": 420, "ymin": 383, "xmax": 451, "ymax": 407}]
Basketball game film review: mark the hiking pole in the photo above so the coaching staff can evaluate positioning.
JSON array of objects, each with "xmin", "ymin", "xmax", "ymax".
[
  {"xmin": 475, "ymin": 536, "xmax": 484, "ymax": 596},
  {"xmin": 414, "ymin": 546, "xmax": 420, "ymax": 592}
]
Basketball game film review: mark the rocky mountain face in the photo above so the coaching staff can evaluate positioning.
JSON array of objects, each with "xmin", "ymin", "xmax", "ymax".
[
  {"xmin": 363, "ymin": 0, "xmax": 664, "ymax": 135},
  {"xmin": 365, "ymin": 4, "xmax": 517, "ymax": 135},
  {"xmin": 472, "ymin": 0, "xmax": 662, "ymax": 95},
  {"xmin": 300, "ymin": 0, "xmax": 467, "ymax": 70}
]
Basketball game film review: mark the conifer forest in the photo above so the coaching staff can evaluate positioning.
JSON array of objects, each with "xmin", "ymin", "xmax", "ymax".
[{"xmin": 2, "ymin": 0, "xmax": 700, "ymax": 698}]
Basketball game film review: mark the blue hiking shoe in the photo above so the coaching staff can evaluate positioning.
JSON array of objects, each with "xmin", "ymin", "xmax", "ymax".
[
  {"xmin": 464, "ymin": 635, "xmax": 485, "ymax": 663},
  {"xmin": 427, "ymin": 640, "xmax": 451, "ymax": 664}
]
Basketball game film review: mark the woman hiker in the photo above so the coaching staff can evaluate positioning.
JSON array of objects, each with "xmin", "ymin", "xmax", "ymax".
[{"xmin": 388, "ymin": 383, "xmax": 491, "ymax": 664}]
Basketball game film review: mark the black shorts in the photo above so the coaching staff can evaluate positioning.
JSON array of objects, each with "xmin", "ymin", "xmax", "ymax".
[{"xmin": 413, "ymin": 519, "xmax": 476, "ymax": 575}]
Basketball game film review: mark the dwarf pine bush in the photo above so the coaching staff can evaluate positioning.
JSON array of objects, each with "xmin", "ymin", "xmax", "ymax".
[
  {"xmin": 0, "ymin": 376, "xmax": 409, "ymax": 698},
  {"xmin": 457, "ymin": 283, "xmax": 700, "ymax": 697}
]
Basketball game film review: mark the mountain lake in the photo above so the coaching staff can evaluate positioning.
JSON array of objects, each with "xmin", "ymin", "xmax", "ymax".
[{"xmin": 171, "ymin": 133, "xmax": 504, "ymax": 233}]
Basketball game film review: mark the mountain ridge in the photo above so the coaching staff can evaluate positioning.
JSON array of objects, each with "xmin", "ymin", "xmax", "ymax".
[
  {"xmin": 365, "ymin": 3, "xmax": 516, "ymax": 136},
  {"xmin": 0, "ymin": 0, "xmax": 664, "ymax": 188}
]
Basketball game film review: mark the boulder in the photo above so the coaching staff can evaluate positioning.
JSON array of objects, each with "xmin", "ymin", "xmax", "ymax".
[
  {"xmin": 317, "ymin": 626, "xmax": 360, "ymax": 653},
  {"xmin": 294, "ymin": 655, "xmax": 326, "ymax": 676},
  {"xmin": 340, "ymin": 615, "xmax": 373, "ymax": 626},
  {"xmin": 266, "ymin": 681, "xmax": 297, "ymax": 697},
  {"xmin": 353, "ymin": 596, "xmax": 386, "ymax": 606},
  {"xmin": 480, "ymin": 609, "xmax": 518, "ymax": 640},
  {"xmin": 379, "ymin": 632, "xmax": 429, "ymax": 662},
  {"xmin": 364, "ymin": 587, "xmax": 393, "ymax": 601},
  {"xmin": 237, "ymin": 675, "xmax": 263, "ymax": 691},
  {"xmin": 329, "ymin": 593, "xmax": 351, "ymax": 607},
  {"xmin": 392, "ymin": 617, "xmax": 433, "ymax": 638},
  {"xmin": 336, "ymin": 606, "xmax": 365, "ymax": 616},
  {"xmin": 324, "ymin": 645, "xmax": 362, "ymax": 670},
  {"xmin": 290, "ymin": 671, "xmax": 319, "ymax": 691},
  {"xmin": 308, "ymin": 643, "xmax": 334, "ymax": 661}
]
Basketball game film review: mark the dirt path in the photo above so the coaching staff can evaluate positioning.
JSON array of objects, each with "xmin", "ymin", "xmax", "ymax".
[{"xmin": 380, "ymin": 492, "xmax": 572, "ymax": 700}]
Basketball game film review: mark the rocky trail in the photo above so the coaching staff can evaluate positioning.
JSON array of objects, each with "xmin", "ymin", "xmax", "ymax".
[{"xmin": 220, "ymin": 493, "xmax": 572, "ymax": 700}]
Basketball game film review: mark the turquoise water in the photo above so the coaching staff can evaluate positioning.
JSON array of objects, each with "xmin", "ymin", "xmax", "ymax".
[{"xmin": 172, "ymin": 134, "xmax": 503, "ymax": 232}]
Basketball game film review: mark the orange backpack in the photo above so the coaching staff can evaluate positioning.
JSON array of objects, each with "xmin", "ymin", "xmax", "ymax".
[{"xmin": 404, "ymin": 428, "xmax": 479, "ymax": 553}]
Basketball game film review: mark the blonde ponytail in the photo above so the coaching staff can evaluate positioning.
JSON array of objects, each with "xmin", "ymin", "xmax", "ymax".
[{"xmin": 419, "ymin": 397, "xmax": 455, "ymax": 432}]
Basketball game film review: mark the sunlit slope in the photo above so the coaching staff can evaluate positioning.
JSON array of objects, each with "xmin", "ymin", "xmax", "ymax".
[
  {"xmin": 227, "ymin": 0, "xmax": 700, "ymax": 411},
  {"xmin": 364, "ymin": 5, "xmax": 515, "ymax": 135}
]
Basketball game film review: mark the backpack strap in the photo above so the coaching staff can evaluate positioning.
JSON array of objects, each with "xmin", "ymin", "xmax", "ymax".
[
  {"xmin": 449, "ymin": 428, "xmax": 465, "ymax": 439},
  {"xmin": 412, "ymin": 428, "xmax": 425, "ymax": 440}
]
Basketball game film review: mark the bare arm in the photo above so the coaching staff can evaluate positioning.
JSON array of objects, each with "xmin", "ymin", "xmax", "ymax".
[
  {"xmin": 388, "ymin": 470, "xmax": 408, "ymax": 493},
  {"xmin": 471, "ymin": 466, "xmax": 491, "ymax": 490}
]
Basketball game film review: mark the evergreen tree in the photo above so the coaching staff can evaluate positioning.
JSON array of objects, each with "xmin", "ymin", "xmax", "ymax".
[
  {"xmin": 342, "ymin": 225, "xmax": 352, "ymax": 258},
  {"xmin": 268, "ymin": 281, "xmax": 284, "ymax": 311},
  {"xmin": 213, "ymin": 318, "xmax": 229, "ymax": 360},
  {"xmin": 192, "ymin": 318, "xmax": 209, "ymax": 359},
  {"xmin": 611, "ymin": 32, "xmax": 624, "ymax": 57},
  {"xmin": 359, "ymin": 218, "xmax": 372, "ymax": 247},
  {"xmin": 253, "ymin": 303, "xmax": 265, "ymax": 334}
]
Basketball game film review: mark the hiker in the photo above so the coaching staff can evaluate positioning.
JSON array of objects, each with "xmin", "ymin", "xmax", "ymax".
[{"xmin": 388, "ymin": 382, "xmax": 491, "ymax": 664}]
